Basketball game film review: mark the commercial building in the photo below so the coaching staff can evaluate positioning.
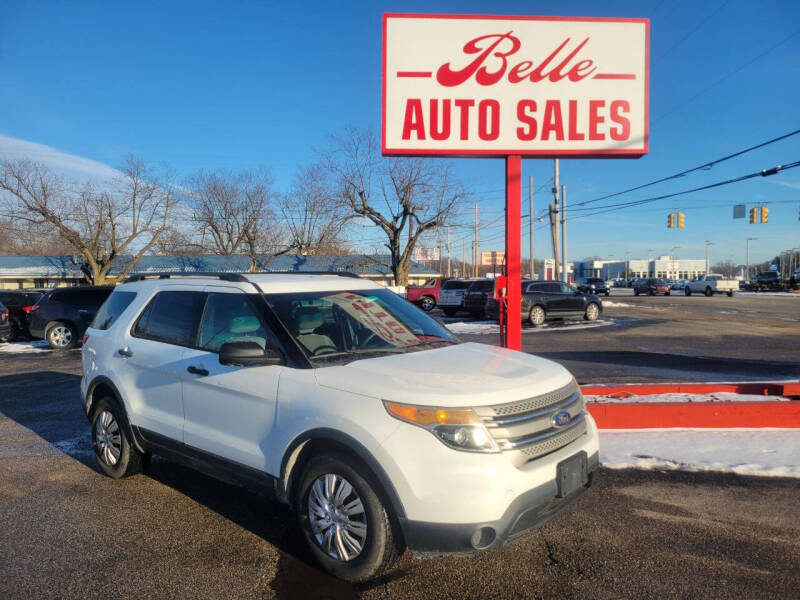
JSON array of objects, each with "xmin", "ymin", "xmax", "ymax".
[
  {"xmin": 573, "ymin": 256, "xmax": 708, "ymax": 281},
  {"xmin": 0, "ymin": 254, "xmax": 439, "ymax": 290}
]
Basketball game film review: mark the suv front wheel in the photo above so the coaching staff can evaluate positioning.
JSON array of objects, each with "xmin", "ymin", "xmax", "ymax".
[
  {"xmin": 91, "ymin": 397, "xmax": 146, "ymax": 478},
  {"xmin": 296, "ymin": 454, "xmax": 400, "ymax": 582}
]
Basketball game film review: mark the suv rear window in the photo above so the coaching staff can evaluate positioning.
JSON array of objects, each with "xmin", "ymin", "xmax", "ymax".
[
  {"xmin": 469, "ymin": 281, "xmax": 493, "ymax": 292},
  {"xmin": 133, "ymin": 291, "xmax": 206, "ymax": 346},
  {"xmin": 91, "ymin": 291, "xmax": 137, "ymax": 330},
  {"xmin": 442, "ymin": 280, "xmax": 472, "ymax": 290}
]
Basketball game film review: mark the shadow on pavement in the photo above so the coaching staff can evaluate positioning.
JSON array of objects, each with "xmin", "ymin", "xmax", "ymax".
[{"xmin": 0, "ymin": 370, "xmax": 364, "ymax": 599}]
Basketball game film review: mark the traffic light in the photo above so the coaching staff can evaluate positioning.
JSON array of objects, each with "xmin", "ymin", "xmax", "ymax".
[
  {"xmin": 667, "ymin": 213, "xmax": 674, "ymax": 228},
  {"xmin": 677, "ymin": 212, "xmax": 685, "ymax": 228},
  {"xmin": 760, "ymin": 206, "xmax": 768, "ymax": 223},
  {"xmin": 749, "ymin": 207, "xmax": 757, "ymax": 224}
]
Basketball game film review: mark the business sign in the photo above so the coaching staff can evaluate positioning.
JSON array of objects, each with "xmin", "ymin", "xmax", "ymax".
[
  {"xmin": 733, "ymin": 204, "xmax": 746, "ymax": 219},
  {"xmin": 383, "ymin": 14, "xmax": 649, "ymax": 157},
  {"xmin": 481, "ymin": 250, "xmax": 505, "ymax": 266},
  {"xmin": 412, "ymin": 247, "xmax": 440, "ymax": 261}
]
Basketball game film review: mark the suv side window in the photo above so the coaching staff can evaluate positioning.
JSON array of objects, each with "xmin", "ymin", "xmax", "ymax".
[
  {"xmin": 92, "ymin": 291, "xmax": 137, "ymax": 330},
  {"xmin": 560, "ymin": 283, "xmax": 575, "ymax": 294},
  {"xmin": 198, "ymin": 292, "xmax": 271, "ymax": 352},
  {"xmin": 133, "ymin": 291, "xmax": 206, "ymax": 346}
]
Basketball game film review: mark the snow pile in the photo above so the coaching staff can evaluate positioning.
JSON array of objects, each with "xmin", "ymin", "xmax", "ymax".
[
  {"xmin": 0, "ymin": 340, "xmax": 51, "ymax": 354},
  {"xmin": 603, "ymin": 301, "xmax": 634, "ymax": 307},
  {"xmin": 585, "ymin": 392, "xmax": 790, "ymax": 403},
  {"xmin": 446, "ymin": 319, "xmax": 614, "ymax": 335},
  {"xmin": 600, "ymin": 430, "xmax": 800, "ymax": 478}
]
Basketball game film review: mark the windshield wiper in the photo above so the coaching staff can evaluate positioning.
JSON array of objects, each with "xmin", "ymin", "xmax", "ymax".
[{"xmin": 309, "ymin": 347, "xmax": 407, "ymax": 361}]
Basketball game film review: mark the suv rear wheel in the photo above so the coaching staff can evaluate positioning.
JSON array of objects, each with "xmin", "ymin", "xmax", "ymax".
[
  {"xmin": 296, "ymin": 454, "xmax": 399, "ymax": 582},
  {"xmin": 46, "ymin": 321, "xmax": 77, "ymax": 350},
  {"xmin": 584, "ymin": 303, "xmax": 600, "ymax": 321},
  {"xmin": 529, "ymin": 305, "xmax": 546, "ymax": 327},
  {"xmin": 91, "ymin": 397, "xmax": 146, "ymax": 478}
]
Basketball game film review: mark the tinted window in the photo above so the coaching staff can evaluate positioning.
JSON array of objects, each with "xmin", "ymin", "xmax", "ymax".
[
  {"xmin": 198, "ymin": 293, "xmax": 270, "ymax": 352},
  {"xmin": 134, "ymin": 291, "xmax": 206, "ymax": 346},
  {"xmin": 442, "ymin": 280, "xmax": 472, "ymax": 290},
  {"xmin": 470, "ymin": 281, "xmax": 493, "ymax": 292},
  {"xmin": 560, "ymin": 283, "xmax": 575, "ymax": 294},
  {"xmin": 527, "ymin": 283, "xmax": 546, "ymax": 293},
  {"xmin": 91, "ymin": 291, "xmax": 137, "ymax": 330},
  {"xmin": 542, "ymin": 283, "xmax": 560, "ymax": 293}
]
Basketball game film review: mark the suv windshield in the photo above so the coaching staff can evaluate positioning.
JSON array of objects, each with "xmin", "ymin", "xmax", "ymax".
[{"xmin": 265, "ymin": 288, "xmax": 457, "ymax": 362}]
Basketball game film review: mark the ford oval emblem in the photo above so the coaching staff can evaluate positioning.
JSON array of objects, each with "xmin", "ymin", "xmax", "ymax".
[{"xmin": 552, "ymin": 410, "xmax": 571, "ymax": 427}]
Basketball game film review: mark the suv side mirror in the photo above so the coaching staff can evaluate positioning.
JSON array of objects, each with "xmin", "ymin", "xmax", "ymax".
[{"xmin": 219, "ymin": 341, "xmax": 285, "ymax": 367}]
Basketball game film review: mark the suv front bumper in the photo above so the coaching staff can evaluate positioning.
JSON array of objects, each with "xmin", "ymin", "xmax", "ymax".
[{"xmin": 400, "ymin": 451, "xmax": 599, "ymax": 555}]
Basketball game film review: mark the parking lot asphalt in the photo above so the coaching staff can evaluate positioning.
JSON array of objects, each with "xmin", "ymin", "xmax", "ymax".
[
  {"xmin": 449, "ymin": 292, "xmax": 800, "ymax": 383},
  {"xmin": 1, "ymin": 331, "xmax": 799, "ymax": 598}
]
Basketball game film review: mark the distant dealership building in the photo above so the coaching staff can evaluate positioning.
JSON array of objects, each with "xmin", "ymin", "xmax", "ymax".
[
  {"xmin": 0, "ymin": 254, "xmax": 439, "ymax": 290},
  {"xmin": 573, "ymin": 256, "xmax": 708, "ymax": 280}
]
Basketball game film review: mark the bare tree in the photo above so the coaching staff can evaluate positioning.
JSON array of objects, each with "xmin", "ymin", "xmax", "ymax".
[
  {"xmin": 0, "ymin": 157, "xmax": 177, "ymax": 284},
  {"xmin": 711, "ymin": 260, "xmax": 737, "ymax": 278},
  {"xmin": 186, "ymin": 168, "xmax": 290, "ymax": 271},
  {"xmin": 325, "ymin": 127, "xmax": 463, "ymax": 286},
  {"xmin": 281, "ymin": 163, "xmax": 348, "ymax": 255}
]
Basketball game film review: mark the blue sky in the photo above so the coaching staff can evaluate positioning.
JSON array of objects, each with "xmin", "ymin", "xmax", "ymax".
[{"xmin": 1, "ymin": 0, "xmax": 798, "ymax": 265}]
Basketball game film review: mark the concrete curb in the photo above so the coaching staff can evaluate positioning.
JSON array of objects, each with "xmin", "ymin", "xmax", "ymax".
[{"xmin": 580, "ymin": 382, "xmax": 800, "ymax": 429}]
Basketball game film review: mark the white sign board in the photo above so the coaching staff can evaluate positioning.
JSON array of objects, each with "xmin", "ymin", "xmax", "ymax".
[
  {"xmin": 383, "ymin": 14, "xmax": 649, "ymax": 157},
  {"xmin": 412, "ymin": 246, "xmax": 440, "ymax": 261}
]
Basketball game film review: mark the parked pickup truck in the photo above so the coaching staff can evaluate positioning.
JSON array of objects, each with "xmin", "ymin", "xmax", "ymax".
[
  {"xmin": 684, "ymin": 274, "xmax": 737, "ymax": 297},
  {"xmin": 405, "ymin": 277, "xmax": 448, "ymax": 311}
]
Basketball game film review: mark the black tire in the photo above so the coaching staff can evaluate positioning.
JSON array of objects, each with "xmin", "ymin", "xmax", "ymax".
[
  {"xmin": 685, "ymin": 287, "xmax": 691, "ymax": 296},
  {"xmin": 704, "ymin": 287, "xmax": 713, "ymax": 297},
  {"xmin": 649, "ymin": 289, "xmax": 655, "ymax": 296},
  {"xmin": 604, "ymin": 291, "xmax": 610, "ymax": 297},
  {"xmin": 90, "ymin": 397, "xmax": 145, "ymax": 479},
  {"xmin": 296, "ymin": 454, "xmax": 400, "ymax": 582},
  {"xmin": 665, "ymin": 291, "xmax": 670, "ymax": 296},
  {"xmin": 7, "ymin": 319, "xmax": 21, "ymax": 342},
  {"xmin": 45, "ymin": 321, "xmax": 77, "ymax": 350},
  {"xmin": 419, "ymin": 296, "xmax": 435, "ymax": 312},
  {"xmin": 634, "ymin": 289, "xmax": 639, "ymax": 296},
  {"xmin": 443, "ymin": 309, "xmax": 457, "ymax": 316},
  {"xmin": 727, "ymin": 291, "xmax": 734, "ymax": 297}
]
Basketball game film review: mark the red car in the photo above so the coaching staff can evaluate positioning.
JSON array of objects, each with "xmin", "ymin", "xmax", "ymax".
[
  {"xmin": 406, "ymin": 277, "xmax": 449, "ymax": 311},
  {"xmin": 634, "ymin": 278, "xmax": 671, "ymax": 296}
]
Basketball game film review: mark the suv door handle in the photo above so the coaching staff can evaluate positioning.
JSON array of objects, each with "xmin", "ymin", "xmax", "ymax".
[
  {"xmin": 187, "ymin": 366, "xmax": 209, "ymax": 377},
  {"xmin": 118, "ymin": 347, "xmax": 133, "ymax": 357}
]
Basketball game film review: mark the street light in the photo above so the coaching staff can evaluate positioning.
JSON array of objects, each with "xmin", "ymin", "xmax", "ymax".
[
  {"xmin": 745, "ymin": 237, "xmax": 757, "ymax": 280},
  {"xmin": 704, "ymin": 240, "xmax": 715, "ymax": 275},
  {"xmin": 670, "ymin": 246, "xmax": 681, "ymax": 259},
  {"xmin": 624, "ymin": 251, "xmax": 631, "ymax": 279}
]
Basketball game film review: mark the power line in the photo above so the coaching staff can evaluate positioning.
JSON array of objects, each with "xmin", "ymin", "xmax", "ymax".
[
  {"xmin": 567, "ymin": 160, "xmax": 800, "ymax": 221},
  {"xmin": 558, "ymin": 128, "xmax": 800, "ymax": 215}
]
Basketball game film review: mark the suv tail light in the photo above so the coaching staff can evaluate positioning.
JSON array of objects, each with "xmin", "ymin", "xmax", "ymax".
[
  {"xmin": 2, "ymin": 308, "xmax": 7, "ymax": 318},
  {"xmin": 82, "ymin": 334, "xmax": 89, "ymax": 345},
  {"xmin": 28, "ymin": 304, "xmax": 39, "ymax": 312}
]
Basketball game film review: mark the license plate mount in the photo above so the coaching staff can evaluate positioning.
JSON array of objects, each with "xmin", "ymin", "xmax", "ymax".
[{"xmin": 556, "ymin": 451, "xmax": 588, "ymax": 498}]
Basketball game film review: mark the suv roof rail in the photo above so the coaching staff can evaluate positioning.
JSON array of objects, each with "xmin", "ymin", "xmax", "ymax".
[{"xmin": 122, "ymin": 270, "xmax": 361, "ymax": 284}]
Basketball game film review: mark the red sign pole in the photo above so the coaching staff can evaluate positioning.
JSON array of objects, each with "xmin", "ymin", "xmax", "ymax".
[{"xmin": 505, "ymin": 155, "xmax": 522, "ymax": 351}]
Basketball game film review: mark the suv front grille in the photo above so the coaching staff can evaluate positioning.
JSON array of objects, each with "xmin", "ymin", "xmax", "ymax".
[{"xmin": 474, "ymin": 382, "xmax": 587, "ymax": 465}]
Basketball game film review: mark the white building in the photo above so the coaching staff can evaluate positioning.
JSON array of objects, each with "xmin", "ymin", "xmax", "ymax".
[{"xmin": 573, "ymin": 256, "xmax": 708, "ymax": 280}]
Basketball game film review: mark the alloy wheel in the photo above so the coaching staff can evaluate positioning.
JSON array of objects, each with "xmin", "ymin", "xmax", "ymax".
[
  {"xmin": 586, "ymin": 304, "xmax": 599, "ymax": 320},
  {"xmin": 307, "ymin": 474, "xmax": 367, "ymax": 561},
  {"xmin": 530, "ymin": 306, "xmax": 545, "ymax": 326},
  {"xmin": 420, "ymin": 297, "xmax": 435, "ymax": 311},
  {"xmin": 94, "ymin": 410, "xmax": 121, "ymax": 466},
  {"xmin": 49, "ymin": 325, "xmax": 72, "ymax": 347}
]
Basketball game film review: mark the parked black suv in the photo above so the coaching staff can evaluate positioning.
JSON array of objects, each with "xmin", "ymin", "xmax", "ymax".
[
  {"xmin": 754, "ymin": 271, "xmax": 784, "ymax": 291},
  {"xmin": 522, "ymin": 281, "xmax": 603, "ymax": 327},
  {"xmin": 576, "ymin": 277, "xmax": 609, "ymax": 296},
  {"xmin": 465, "ymin": 278, "xmax": 533, "ymax": 319},
  {"xmin": 29, "ymin": 286, "xmax": 113, "ymax": 349},
  {"xmin": 0, "ymin": 290, "xmax": 43, "ymax": 341}
]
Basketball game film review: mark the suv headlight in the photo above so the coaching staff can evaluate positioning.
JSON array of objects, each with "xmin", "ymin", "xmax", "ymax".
[{"xmin": 383, "ymin": 401, "xmax": 498, "ymax": 453}]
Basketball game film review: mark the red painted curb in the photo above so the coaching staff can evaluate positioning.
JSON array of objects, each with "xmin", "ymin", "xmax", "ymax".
[{"xmin": 580, "ymin": 381, "xmax": 800, "ymax": 429}]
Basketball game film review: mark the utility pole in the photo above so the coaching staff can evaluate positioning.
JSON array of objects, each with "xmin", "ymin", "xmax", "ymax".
[
  {"xmin": 704, "ymin": 240, "xmax": 714, "ymax": 274},
  {"xmin": 446, "ymin": 226, "xmax": 451, "ymax": 277},
  {"xmin": 745, "ymin": 237, "xmax": 756, "ymax": 280},
  {"xmin": 560, "ymin": 184, "xmax": 567, "ymax": 282},
  {"xmin": 473, "ymin": 204, "xmax": 479, "ymax": 277},
  {"xmin": 529, "ymin": 175, "xmax": 534, "ymax": 279},
  {"xmin": 552, "ymin": 159, "xmax": 560, "ymax": 280},
  {"xmin": 461, "ymin": 239, "xmax": 466, "ymax": 278}
]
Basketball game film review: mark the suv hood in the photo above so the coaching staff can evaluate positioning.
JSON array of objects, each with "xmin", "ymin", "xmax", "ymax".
[{"xmin": 313, "ymin": 342, "xmax": 574, "ymax": 407}]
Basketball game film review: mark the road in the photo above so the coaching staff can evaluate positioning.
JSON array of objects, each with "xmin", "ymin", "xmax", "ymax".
[
  {"xmin": 449, "ymin": 292, "xmax": 800, "ymax": 383},
  {"xmin": 1, "ymin": 332, "xmax": 799, "ymax": 598}
]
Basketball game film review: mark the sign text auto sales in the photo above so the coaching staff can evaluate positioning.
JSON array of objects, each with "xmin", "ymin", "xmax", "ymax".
[{"xmin": 382, "ymin": 15, "xmax": 649, "ymax": 157}]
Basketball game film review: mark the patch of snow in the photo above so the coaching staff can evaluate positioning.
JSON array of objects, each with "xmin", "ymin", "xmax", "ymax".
[
  {"xmin": 599, "ymin": 430, "xmax": 800, "ymax": 478},
  {"xmin": 52, "ymin": 435, "xmax": 93, "ymax": 457},
  {"xmin": 603, "ymin": 301, "xmax": 634, "ymax": 307},
  {"xmin": 446, "ymin": 319, "xmax": 615, "ymax": 335},
  {"xmin": 586, "ymin": 392, "xmax": 791, "ymax": 403},
  {"xmin": 736, "ymin": 292, "xmax": 799, "ymax": 297},
  {"xmin": 0, "ymin": 340, "xmax": 51, "ymax": 354}
]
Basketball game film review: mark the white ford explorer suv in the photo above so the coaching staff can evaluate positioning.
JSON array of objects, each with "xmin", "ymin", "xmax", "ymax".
[{"xmin": 81, "ymin": 272, "xmax": 599, "ymax": 581}]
